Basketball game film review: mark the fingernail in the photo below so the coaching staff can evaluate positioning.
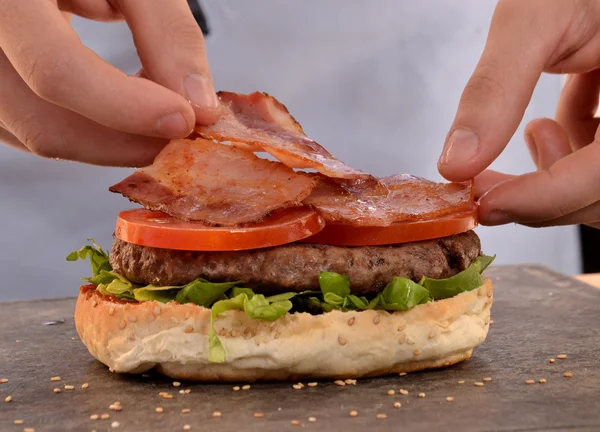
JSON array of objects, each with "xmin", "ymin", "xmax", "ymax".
[
  {"xmin": 485, "ymin": 210, "xmax": 515, "ymax": 225},
  {"xmin": 439, "ymin": 129, "xmax": 480, "ymax": 166},
  {"xmin": 154, "ymin": 112, "xmax": 189, "ymax": 138},
  {"xmin": 184, "ymin": 74, "xmax": 219, "ymax": 109},
  {"xmin": 524, "ymin": 132, "xmax": 539, "ymax": 166}
]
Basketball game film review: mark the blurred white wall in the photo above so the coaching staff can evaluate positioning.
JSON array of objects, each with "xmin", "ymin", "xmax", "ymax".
[{"xmin": 0, "ymin": 1, "xmax": 580, "ymax": 300}]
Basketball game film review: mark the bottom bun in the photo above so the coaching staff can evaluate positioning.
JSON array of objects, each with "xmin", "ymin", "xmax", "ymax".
[{"xmin": 74, "ymin": 278, "xmax": 493, "ymax": 382}]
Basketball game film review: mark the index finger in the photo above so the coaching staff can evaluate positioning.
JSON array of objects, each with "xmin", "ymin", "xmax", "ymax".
[
  {"xmin": 478, "ymin": 141, "xmax": 600, "ymax": 225},
  {"xmin": 437, "ymin": 0, "xmax": 569, "ymax": 181},
  {"xmin": 0, "ymin": 0, "xmax": 195, "ymax": 138}
]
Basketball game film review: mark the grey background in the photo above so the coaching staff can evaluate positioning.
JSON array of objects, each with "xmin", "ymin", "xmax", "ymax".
[{"xmin": 0, "ymin": 1, "xmax": 580, "ymax": 301}]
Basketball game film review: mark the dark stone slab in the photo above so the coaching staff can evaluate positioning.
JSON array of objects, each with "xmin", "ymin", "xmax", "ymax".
[{"xmin": 1, "ymin": 265, "xmax": 600, "ymax": 432}]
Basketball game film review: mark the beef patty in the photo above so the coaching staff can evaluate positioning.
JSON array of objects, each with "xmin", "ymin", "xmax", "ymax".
[{"xmin": 110, "ymin": 230, "xmax": 482, "ymax": 296}]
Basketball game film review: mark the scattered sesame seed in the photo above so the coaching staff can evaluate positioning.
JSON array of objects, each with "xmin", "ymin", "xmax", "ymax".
[
  {"xmin": 232, "ymin": 386, "xmax": 240, "ymax": 391},
  {"xmin": 183, "ymin": 425, "xmax": 191, "ymax": 431},
  {"xmin": 473, "ymin": 382, "xmax": 484, "ymax": 387},
  {"xmin": 15, "ymin": 340, "xmax": 21, "ymax": 343},
  {"xmin": 184, "ymin": 389, "xmax": 191, "ymax": 394},
  {"xmin": 345, "ymin": 379, "xmax": 357, "ymax": 385},
  {"xmin": 338, "ymin": 336, "xmax": 347, "ymax": 346},
  {"xmin": 564, "ymin": 372, "xmax": 574, "ymax": 378},
  {"xmin": 414, "ymin": 349, "xmax": 422, "ymax": 356},
  {"xmin": 108, "ymin": 306, "xmax": 115, "ymax": 316},
  {"xmin": 109, "ymin": 405, "xmax": 122, "ymax": 412},
  {"xmin": 376, "ymin": 413, "xmax": 387, "ymax": 419},
  {"xmin": 307, "ymin": 382, "xmax": 318, "ymax": 387},
  {"xmin": 50, "ymin": 376, "xmax": 61, "ymax": 382},
  {"xmin": 181, "ymin": 408, "xmax": 191, "ymax": 414},
  {"xmin": 308, "ymin": 416, "xmax": 317, "ymax": 423},
  {"xmin": 153, "ymin": 306, "xmax": 161, "ymax": 316},
  {"xmin": 347, "ymin": 317, "xmax": 355, "ymax": 326},
  {"xmin": 5, "ymin": 396, "xmax": 12, "ymax": 402},
  {"xmin": 184, "ymin": 325, "xmax": 194, "ymax": 333},
  {"xmin": 161, "ymin": 393, "xmax": 173, "ymax": 399},
  {"xmin": 64, "ymin": 385, "xmax": 75, "ymax": 390},
  {"xmin": 212, "ymin": 411, "xmax": 222, "ymax": 418},
  {"xmin": 373, "ymin": 315, "xmax": 381, "ymax": 325},
  {"xmin": 557, "ymin": 354, "xmax": 568, "ymax": 359},
  {"xmin": 489, "ymin": 320, "xmax": 495, "ymax": 324},
  {"xmin": 418, "ymin": 393, "xmax": 425, "ymax": 398},
  {"xmin": 525, "ymin": 380, "xmax": 535, "ymax": 385},
  {"xmin": 549, "ymin": 358, "xmax": 556, "ymax": 363},
  {"xmin": 393, "ymin": 402, "xmax": 401, "ymax": 408},
  {"xmin": 458, "ymin": 380, "xmax": 465, "ymax": 384},
  {"xmin": 111, "ymin": 421, "xmax": 120, "ymax": 429},
  {"xmin": 349, "ymin": 410, "xmax": 358, "ymax": 417},
  {"xmin": 101, "ymin": 414, "xmax": 110, "ymax": 420},
  {"xmin": 290, "ymin": 420, "xmax": 301, "ymax": 426},
  {"xmin": 14, "ymin": 420, "xmax": 24, "ymax": 425},
  {"xmin": 155, "ymin": 407, "xmax": 164, "ymax": 413},
  {"xmin": 399, "ymin": 389, "xmax": 408, "ymax": 395},
  {"xmin": 90, "ymin": 415, "xmax": 99, "ymax": 420},
  {"xmin": 53, "ymin": 388, "xmax": 61, "ymax": 393},
  {"xmin": 242, "ymin": 385, "xmax": 251, "ymax": 390},
  {"xmin": 254, "ymin": 413, "xmax": 265, "ymax": 418},
  {"xmin": 24, "ymin": 428, "xmax": 35, "ymax": 432},
  {"xmin": 179, "ymin": 390, "xmax": 185, "ymax": 395},
  {"xmin": 334, "ymin": 380, "xmax": 346, "ymax": 387},
  {"xmin": 539, "ymin": 379, "xmax": 547, "ymax": 384},
  {"xmin": 387, "ymin": 389, "xmax": 395, "ymax": 396},
  {"xmin": 113, "ymin": 401, "xmax": 121, "ymax": 406},
  {"xmin": 292, "ymin": 384, "xmax": 302, "ymax": 390},
  {"xmin": 399, "ymin": 372, "xmax": 407, "ymax": 377},
  {"xmin": 172, "ymin": 381, "xmax": 181, "ymax": 387},
  {"xmin": 82, "ymin": 383, "xmax": 89, "ymax": 389},
  {"xmin": 446, "ymin": 397, "xmax": 455, "ymax": 402},
  {"xmin": 483, "ymin": 377, "xmax": 492, "ymax": 382},
  {"xmin": 118, "ymin": 321, "xmax": 126, "ymax": 330},
  {"xmin": 0, "ymin": 378, "xmax": 8, "ymax": 383}
]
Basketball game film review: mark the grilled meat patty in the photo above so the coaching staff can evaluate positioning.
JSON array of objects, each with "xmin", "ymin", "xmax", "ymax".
[{"xmin": 110, "ymin": 231, "xmax": 481, "ymax": 296}]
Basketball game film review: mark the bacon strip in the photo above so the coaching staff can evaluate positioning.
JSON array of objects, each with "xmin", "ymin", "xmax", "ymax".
[
  {"xmin": 109, "ymin": 139, "xmax": 316, "ymax": 226},
  {"xmin": 304, "ymin": 174, "xmax": 474, "ymax": 226},
  {"xmin": 195, "ymin": 91, "xmax": 370, "ymax": 180}
]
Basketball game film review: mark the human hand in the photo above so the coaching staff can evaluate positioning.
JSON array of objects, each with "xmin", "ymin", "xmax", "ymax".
[
  {"xmin": 0, "ymin": 1, "xmax": 220, "ymax": 167},
  {"xmin": 437, "ymin": 0, "xmax": 600, "ymax": 229}
]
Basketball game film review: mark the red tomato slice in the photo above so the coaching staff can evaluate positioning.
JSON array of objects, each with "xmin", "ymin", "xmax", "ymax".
[
  {"xmin": 115, "ymin": 207, "xmax": 325, "ymax": 251},
  {"xmin": 301, "ymin": 204, "xmax": 478, "ymax": 246}
]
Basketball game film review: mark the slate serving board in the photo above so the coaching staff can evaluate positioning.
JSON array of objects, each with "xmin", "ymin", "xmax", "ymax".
[{"xmin": 2, "ymin": 265, "xmax": 600, "ymax": 432}]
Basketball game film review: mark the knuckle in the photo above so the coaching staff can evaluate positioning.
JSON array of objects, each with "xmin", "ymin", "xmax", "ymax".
[
  {"xmin": 460, "ymin": 66, "xmax": 506, "ymax": 108},
  {"xmin": 163, "ymin": 14, "xmax": 206, "ymax": 54},
  {"xmin": 23, "ymin": 52, "xmax": 73, "ymax": 102},
  {"xmin": 5, "ymin": 114, "xmax": 57, "ymax": 158}
]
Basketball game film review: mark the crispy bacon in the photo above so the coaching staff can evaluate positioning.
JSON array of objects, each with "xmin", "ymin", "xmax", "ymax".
[
  {"xmin": 195, "ymin": 91, "xmax": 370, "ymax": 180},
  {"xmin": 109, "ymin": 139, "xmax": 316, "ymax": 226},
  {"xmin": 304, "ymin": 174, "xmax": 474, "ymax": 226}
]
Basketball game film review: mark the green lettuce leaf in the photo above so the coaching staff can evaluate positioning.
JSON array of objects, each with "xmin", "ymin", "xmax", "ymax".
[
  {"xmin": 95, "ymin": 270, "xmax": 135, "ymax": 300},
  {"xmin": 419, "ymin": 254, "xmax": 495, "ymax": 300},
  {"xmin": 377, "ymin": 277, "xmax": 431, "ymax": 311},
  {"xmin": 133, "ymin": 285, "xmax": 180, "ymax": 303},
  {"xmin": 66, "ymin": 239, "xmax": 112, "ymax": 283},
  {"xmin": 208, "ymin": 294, "xmax": 248, "ymax": 363},
  {"xmin": 208, "ymin": 290, "xmax": 293, "ymax": 362},
  {"xmin": 175, "ymin": 280, "xmax": 241, "ymax": 306}
]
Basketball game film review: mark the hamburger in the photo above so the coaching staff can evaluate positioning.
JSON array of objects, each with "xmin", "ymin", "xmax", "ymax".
[{"xmin": 68, "ymin": 92, "xmax": 494, "ymax": 382}]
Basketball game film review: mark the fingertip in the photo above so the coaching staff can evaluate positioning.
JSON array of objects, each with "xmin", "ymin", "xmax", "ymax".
[{"xmin": 193, "ymin": 105, "xmax": 222, "ymax": 126}]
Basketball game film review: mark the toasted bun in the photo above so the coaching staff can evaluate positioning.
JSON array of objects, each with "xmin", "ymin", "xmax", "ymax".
[{"xmin": 74, "ymin": 278, "xmax": 493, "ymax": 382}]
